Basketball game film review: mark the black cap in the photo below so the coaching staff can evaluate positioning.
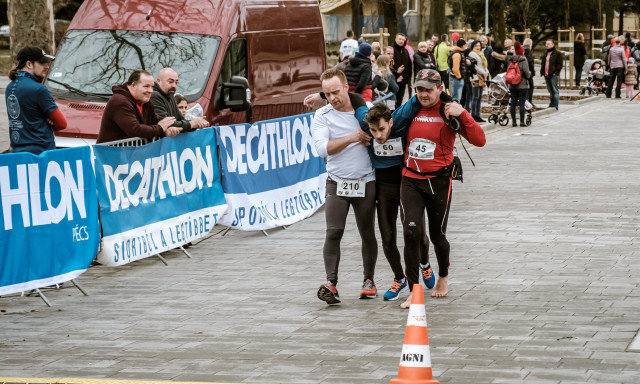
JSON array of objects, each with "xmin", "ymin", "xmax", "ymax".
[{"xmin": 16, "ymin": 46, "xmax": 55, "ymax": 63}]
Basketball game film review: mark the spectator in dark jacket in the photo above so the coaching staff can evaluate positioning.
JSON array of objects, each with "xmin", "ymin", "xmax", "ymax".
[
  {"xmin": 413, "ymin": 40, "xmax": 437, "ymax": 79},
  {"xmin": 507, "ymin": 42, "xmax": 531, "ymax": 127},
  {"xmin": 540, "ymin": 40, "xmax": 563, "ymax": 109},
  {"xmin": 489, "ymin": 42, "xmax": 507, "ymax": 78},
  {"xmin": 151, "ymin": 68, "xmax": 209, "ymax": 132},
  {"xmin": 344, "ymin": 43, "xmax": 374, "ymax": 101},
  {"xmin": 523, "ymin": 38, "xmax": 535, "ymax": 103},
  {"xmin": 97, "ymin": 70, "xmax": 178, "ymax": 143},
  {"xmin": 574, "ymin": 33, "xmax": 587, "ymax": 86},
  {"xmin": 392, "ymin": 33, "xmax": 412, "ymax": 109}
]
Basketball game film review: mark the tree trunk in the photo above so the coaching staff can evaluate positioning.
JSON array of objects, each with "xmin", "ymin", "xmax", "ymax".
[
  {"xmin": 8, "ymin": 0, "xmax": 55, "ymax": 59},
  {"xmin": 418, "ymin": 0, "xmax": 427, "ymax": 41},
  {"xmin": 352, "ymin": 0, "xmax": 363, "ymax": 37},
  {"xmin": 381, "ymin": 0, "xmax": 397, "ymax": 43},
  {"xmin": 428, "ymin": 0, "xmax": 446, "ymax": 37},
  {"xmin": 618, "ymin": 7, "xmax": 624, "ymax": 36},
  {"xmin": 493, "ymin": 0, "xmax": 506, "ymax": 44},
  {"xmin": 605, "ymin": 6, "xmax": 614, "ymax": 36}
]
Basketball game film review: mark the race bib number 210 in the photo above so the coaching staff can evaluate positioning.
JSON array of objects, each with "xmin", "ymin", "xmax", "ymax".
[{"xmin": 334, "ymin": 176, "xmax": 365, "ymax": 198}]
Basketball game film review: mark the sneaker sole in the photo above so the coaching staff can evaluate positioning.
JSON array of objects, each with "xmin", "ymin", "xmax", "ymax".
[
  {"xmin": 318, "ymin": 285, "xmax": 341, "ymax": 304},
  {"xmin": 359, "ymin": 293, "xmax": 377, "ymax": 299},
  {"xmin": 383, "ymin": 285, "xmax": 408, "ymax": 301}
]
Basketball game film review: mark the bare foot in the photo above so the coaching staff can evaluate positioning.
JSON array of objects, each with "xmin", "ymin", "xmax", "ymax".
[
  {"xmin": 400, "ymin": 294, "xmax": 412, "ymax": 309},
  {"xmin": 431, "ymin": 276, "xmax": 448, "ymax": 297}
]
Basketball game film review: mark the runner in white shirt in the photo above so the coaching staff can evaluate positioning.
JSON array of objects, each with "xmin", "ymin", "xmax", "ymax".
[
  {"xmin": 339, "ymin": 30, "xmax": 359, "ymax": 61},
  {"xmin": 312, "ymin": 68, "xmax": 378, "ymax": 305}
]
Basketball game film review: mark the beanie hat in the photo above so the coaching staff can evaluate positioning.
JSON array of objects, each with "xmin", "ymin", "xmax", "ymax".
[
  {"xmin": 514, "ymin": 41, "xmax": 524, "ymax": 56},
  {"xmin": 359, "ymin": 43, "xmax": 372, "ymax": 57}
]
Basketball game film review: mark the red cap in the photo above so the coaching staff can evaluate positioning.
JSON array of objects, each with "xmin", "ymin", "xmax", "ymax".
[{"xmin": 514, "ymin": 41, "xmax": 524, "ymax": 56}]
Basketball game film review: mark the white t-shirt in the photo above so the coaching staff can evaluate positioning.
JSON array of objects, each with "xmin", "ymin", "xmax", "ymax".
[
  {"xmin": 340, "ymin": 39, "xmax": 358, "ymax": 59},
  {"xmin": 312, "ymin": 104, "xmax": 374, "ymax": 181}
]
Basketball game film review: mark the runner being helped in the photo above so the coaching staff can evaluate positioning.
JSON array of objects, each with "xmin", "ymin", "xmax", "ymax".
[
  {"xmin": 304, "ymin": 87, "xmax": 436, "ymax": 303},
  {"xmin": 391, "ymin": 69, "xmax": 486, "ymax": 308}
]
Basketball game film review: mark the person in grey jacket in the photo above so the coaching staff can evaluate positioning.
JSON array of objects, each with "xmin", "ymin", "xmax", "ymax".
[
  {"xmin": 606, "ymin": 36, "xmax": 628, "ymax": 99},
  {"xmin": 507, "ymin": 42, "xmax": 531, "ymax": 127},
  {"xmin": 151, "ymin": 68, "xmax": 209, "ymax": 132}
]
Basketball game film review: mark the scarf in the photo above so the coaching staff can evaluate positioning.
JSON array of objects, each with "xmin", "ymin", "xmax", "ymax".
[{"xmin": 473, "ymin": 48, "xmax": 488, "ymax": 68}]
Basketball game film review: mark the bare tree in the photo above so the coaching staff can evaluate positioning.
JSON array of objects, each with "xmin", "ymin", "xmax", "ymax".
[
  {"xmin": 519, "ymin": 0, "xmax": 541, "ymax": 31},
  {"xmin": 8, "ymin": 0, "xmax": 55, "ymax": 58}
]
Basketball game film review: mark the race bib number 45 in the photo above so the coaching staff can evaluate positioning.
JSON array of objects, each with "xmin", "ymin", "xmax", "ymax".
[
  {"xmin": 373, "ymin": 137, "xmax": 404, "ymax": 157},
  {"xmin": 334, "ymin": 176, "xmax": 366, "ymax": 198},
  {"xmin": 408, "ymin": 138, "xmax": 436, "ymax": 160}
]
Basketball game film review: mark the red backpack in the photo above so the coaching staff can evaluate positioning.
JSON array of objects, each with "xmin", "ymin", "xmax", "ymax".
[{"xmin": 505, "ymin": 60, "xmax": 522, "ymax": 85}]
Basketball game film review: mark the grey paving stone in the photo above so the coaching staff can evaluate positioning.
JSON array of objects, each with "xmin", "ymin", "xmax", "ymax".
[{"xmin": 2, "ymin": 95, "xmax": 640, "ymax": 383}]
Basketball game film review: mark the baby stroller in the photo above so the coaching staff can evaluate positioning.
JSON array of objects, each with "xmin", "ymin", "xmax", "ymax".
[
  {"xmin": 580, "ymin": 59, "xmax": 609, "ymax": 96},
  {"xmin": 487, "ymin": 73, "xmax": 532, "ymax": 126}
]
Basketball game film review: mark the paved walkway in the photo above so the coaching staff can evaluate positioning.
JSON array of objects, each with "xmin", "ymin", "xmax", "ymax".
[{"xmin": 1, "ymin": 91, "xmax": 640, "ymax": 383}]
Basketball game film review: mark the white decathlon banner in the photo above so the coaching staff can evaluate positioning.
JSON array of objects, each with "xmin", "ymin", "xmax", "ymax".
[
  {"xmin": 93, "ymin": 129, "xmax": 227, "ymax": 266},
  {"xmin": 215, "ymin": 113, "xmax": 327, "ymax": 230}
]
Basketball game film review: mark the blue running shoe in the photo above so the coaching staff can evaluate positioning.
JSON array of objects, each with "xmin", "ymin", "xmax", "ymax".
[
  {"xmin": 318, "ymin": 282, "xmax": 341, "ymax": 304},
  {"xmin": 421, "ymin": 263, "xmax": 435, "ymax": 289},
  {"xmin": 383, "ymin": 277, "xmax": 408, "ymax": 301}
]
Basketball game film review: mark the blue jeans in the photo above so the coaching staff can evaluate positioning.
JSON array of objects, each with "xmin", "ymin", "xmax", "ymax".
[
  {"xmin": 471, "ymin": 86, "xmax": 483, "ymax": 117},
  {"xmin": 451, "ymin": 77, "xmax": 464, "ymax": 101},
  {"xmin": 544, "ymin": 75, "xmax": 559, "ymax": 108},
  {"xmin": 575, "ymin": 67, "xmax": 583, "ymax": 86}
]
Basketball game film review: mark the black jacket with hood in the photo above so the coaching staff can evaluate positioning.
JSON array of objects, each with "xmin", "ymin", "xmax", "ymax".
[{"xmin": 344, "ymin": 52, "xmax": 373, "ymax": 94}]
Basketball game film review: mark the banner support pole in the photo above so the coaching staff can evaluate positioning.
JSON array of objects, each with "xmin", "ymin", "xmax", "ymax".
[
  {"xmin": 179, "ymin": 246, "xmax": 192, "ymax": 258},
  {"xmin": 32, "ymin": 288, "xmax": 52, "ymax": 307},
  {"xmin": 156, "ymin": 254, "xmax": 169, "ymax": 265},
  {"xmin": 70, "ymin": 279, "xmax": 89, "ymax": 296}
]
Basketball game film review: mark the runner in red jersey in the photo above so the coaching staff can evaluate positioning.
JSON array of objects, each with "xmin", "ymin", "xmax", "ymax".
[{"xmin": 393, "ymin": 69, "xmax": 486, "ymax": 307}]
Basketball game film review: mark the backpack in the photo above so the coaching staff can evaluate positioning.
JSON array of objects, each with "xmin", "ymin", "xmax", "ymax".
[
  {"xmin": 447, "ymin": 51, "xmax": 467, "ymax": 78},
  {"xmin": 466, "ymin": 55, "xmax": 478, "ymax": 77},
  {"xmin": 600, "ymin": 45, "xmax": 610, "ymax": 63},
  {"xmin": 505, "ymin": 60, "xmax": 522, "ymax": 85}
]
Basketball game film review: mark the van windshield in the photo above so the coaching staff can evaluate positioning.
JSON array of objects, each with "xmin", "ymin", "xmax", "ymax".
[{"xmin": 46, "ymin": 30, "xmax": 220, "ymax": 101}]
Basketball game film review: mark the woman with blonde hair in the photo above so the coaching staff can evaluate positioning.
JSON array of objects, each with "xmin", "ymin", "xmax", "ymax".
[
  {"xmin": 523, "ymin": 38, "xmax": 536, "ymax": 102},
  {"xmin": 574, "ymin": 33, "xmax": 587, "ymax": 86},
  {"xmin": 375, "ymin": 54, "xmax": 399, "ymax": 109}
]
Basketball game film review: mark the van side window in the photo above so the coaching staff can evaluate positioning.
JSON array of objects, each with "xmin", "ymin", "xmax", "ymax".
[{"xmin": 220, "ymin": 38, "xmax": 247, "ymax": 85}]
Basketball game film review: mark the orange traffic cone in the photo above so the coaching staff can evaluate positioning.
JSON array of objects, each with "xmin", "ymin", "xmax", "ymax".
[{"xmin": 390, "ymin": 284, "xmax": 439, "ymax": 384}]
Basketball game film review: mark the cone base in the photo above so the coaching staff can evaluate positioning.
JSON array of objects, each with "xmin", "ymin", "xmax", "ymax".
[{"xmin": 390, "ymin": 379, "xmax": 439, "ymax": 384}]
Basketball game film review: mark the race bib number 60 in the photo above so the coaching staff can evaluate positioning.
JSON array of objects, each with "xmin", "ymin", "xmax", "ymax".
[
  {"xmin": 373, "ymin": 137, "xmax": 404, "ymax": 157},
  {"xmin": 334, "ymin": 176, "xmax": 365, "ymax": 198},
  {"xmin": 408, "ymin": 138, "xmax": 436, "ymax": 160}
]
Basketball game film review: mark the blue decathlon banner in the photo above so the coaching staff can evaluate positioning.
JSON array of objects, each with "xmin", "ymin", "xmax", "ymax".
[
  {"xmin": 93, "ymin": 128, "xmax": 227, "ymax": 266},
  {"xmin": 215, "ymin": 113, "xmax": 326, "ymax": 230},
  {"xmin": 0, "ymin": 147, "xmax": 100, "ymax": 296}
]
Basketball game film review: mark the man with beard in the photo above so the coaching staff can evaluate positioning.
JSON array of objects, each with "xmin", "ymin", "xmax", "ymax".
[
  {"xmin": 6, "ymin": 46, "xmax": 66, "ymax": 154},
  {"xmin": 151, "ymin": 68, "xmax": 209, "ymax": 132},
  {"xmin": 97, "ymin": 70, "xmax": 179, "ymax": 143}
]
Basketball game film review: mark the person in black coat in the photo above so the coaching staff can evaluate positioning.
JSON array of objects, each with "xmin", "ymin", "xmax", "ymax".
[
  {"xmin": 392, "ymin": 33, "xmax": 412, "ymax": 109},
  {"xmin": 574, "ymin": 33, "xmax": 587, "ymax": 86},
  {"xmin": 413, "ymin": 40, "xmax": 437, "ymax": 79},
  {"xmin": 523, "ymin": 38, "xmax": 536, "ymax": 103},
  {"xmin": 344, "ymin": 43, "xmax": 374, "ymax": 101}
]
